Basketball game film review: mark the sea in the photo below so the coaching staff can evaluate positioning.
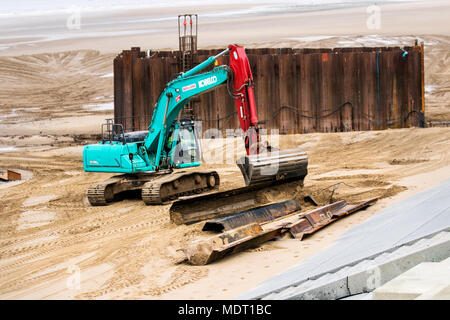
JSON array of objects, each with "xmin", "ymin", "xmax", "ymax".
[{"xmin": 0, "ymin": 0, "xmax": 418, "ymax": 17}]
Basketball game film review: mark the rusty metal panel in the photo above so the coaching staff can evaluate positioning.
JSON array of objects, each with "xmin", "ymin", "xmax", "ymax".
[
  {"xmin": 310, "ymin": 53, "xmax": 322, "ymax": 132},
  {"xmin": 407, "ymin": 47, "xmax": 422, "ymax": 127},
  {"xmin": 406, "ymin": 48, "xmax": 415, "ymax": 127},
  {"xmin": 279, "ymin": 54, "xmax": 297, "ymax": 134},
  {"xmin": 270, "ymin": 54, "xmax": 282, "ymax": 132},
  {"xmin": 341, "ymin": 53, "xmax": 354, "ymax": 131},
  {"xmin": 288, "ymin": 198, "xmax": 377, "ymax": 239},
  {"xmin": 142, "ymin": 58, "xmax": 152, "ymax": 130},
  {"xmin": 345, "ymin": 50, "xmax": 357, "ymax": 130},
  {"xmin": 288, "ymin": 200, "xmax": 346, "ymax": 239},
  {"xmin": 113, "ymin": 54, "xmax": 123, "ymax": 124},
  {"xmin": 298, "ymin": 53, "xmax": 314, "ymax": 133},
  {"xmin": 321, "ymin": 52, "xmax": 342, "ymax": 132},
  {"xmin": 0, "ymin": 169, "xmax": 21, "ymax": 181},
  {"xmin": 320, "ymin": 52, "xmax": 330, "ymax": 132},
  {"xmin": 332, "ymin": 197, "xmax": 378, "ymax": 217},
  {"xmin": 202, "ymin": 199, "xmax": 301, "ymax": 232},
  {"xmin": 121, "ymin": 50, "xmax": 133, "ymax": 131},
  {"xmin": 379, "ymin": 50, "xmax": 393, "ymax": 130},
  {"xmin": 254, "ymin": 54, "xmax": 270, "ymax": 130},
  {"xmin": 396, "ymin": 50, "xmax": 409, "ymax": 129},
  {"xmin": 419, "ymin": 45, "xmax": 425, "ymax": 125},
  {"xmin": 420, "ymin": 42, "xmax": 425, "ymax": 113},
  {"xmin": 132, "ymin": 57, "xmax": 144, "ymax": 130},
  {"xmin": 148, "ymin": 57, "xmax": 165, "ymax": 120},
  {"xmin": 390, "ymin": 51, "xmax": 400, "ymax": 128},
  {"xmin": 183, "ymin": 198, "xmax": 377, "ymax": 265},
  {"xmin": 359, "ymin": 52, "xmax": 375, "ymax": 130},
  {"xmin": 354, "ymin": 52, "xmax": 364, "ymax": 131},
  {"xmin": 128, "ymin": 47, "xmax": 140, "ymax": 131},
  {"xmin": 332, "ymin": 50, "xmax": 344, "ymax": 132},
  {"xmin": 184, "ymin": 223, "xmax": 283, "ymax": 265}
]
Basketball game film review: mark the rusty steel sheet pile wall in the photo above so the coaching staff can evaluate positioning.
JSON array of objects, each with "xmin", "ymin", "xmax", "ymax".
[{"xmin": 113, "ymin": 45, "xmax": 425, "ymax": 134}]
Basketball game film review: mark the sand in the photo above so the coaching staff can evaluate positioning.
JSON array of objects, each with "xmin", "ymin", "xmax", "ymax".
[
  {"xmin": 0, "ymin": 127, "xmax": 449, "ymax": 299},
  {"xmin": 0, "ymin": 0, "xmax": 449, "ymax": 300}
]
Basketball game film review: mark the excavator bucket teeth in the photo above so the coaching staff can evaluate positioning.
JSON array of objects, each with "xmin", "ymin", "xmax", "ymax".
[{"xmin": 237, "ymin": 148, "xmax": 308, "ymax": 186}]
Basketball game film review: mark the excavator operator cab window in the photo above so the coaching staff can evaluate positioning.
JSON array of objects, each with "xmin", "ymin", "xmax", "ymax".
[{"xmin": 172, "ymin": 120, "xmax": 200, "ymax": 167}]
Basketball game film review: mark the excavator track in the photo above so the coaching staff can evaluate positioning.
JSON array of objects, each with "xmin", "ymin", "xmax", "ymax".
[
  {"xmin": 87, "ymin": 171, "xmax": 219, "ymax": 206},
  {"xmin": 142, "ymin": 171, "xmax": 220, "ymax": 205},
  {"xmin": 87, "ymin": 176, "xmax": 124, "ymax": 206},
  {"xmin": 169, "ymin": 178, "xmax": 306, "ymax": 225}
]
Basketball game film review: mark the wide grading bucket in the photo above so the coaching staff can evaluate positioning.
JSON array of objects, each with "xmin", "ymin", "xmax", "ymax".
[{"xmin": 236, "ymin": 147, "xmax": 308, "ymax": 186}]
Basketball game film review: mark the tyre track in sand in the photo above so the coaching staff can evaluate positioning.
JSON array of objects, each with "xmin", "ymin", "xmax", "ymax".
[
  {"xmin": 0, "ymin": 151, "xmax": 171, "ymax": 296},
  {"xmin": 0, "ymin": 209, "xmax": 170, "ymax": 294},
  {"xmin": 1, "ymin": 41, "xmax": 450, "ymax": 298},
  {"xmin": 0, "ymin": 209, "xmax": 169, "ymax": 271}
]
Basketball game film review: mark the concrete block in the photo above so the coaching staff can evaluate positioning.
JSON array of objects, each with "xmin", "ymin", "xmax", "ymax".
[
  {"xmin": 301, "ymin": 278, "xmax": 350, "ymax": 300},
  {"xmin": 388, "ymin": 245, "xmax": 414, "ymax": 258},
  {"xmin": 373, "ymin": 261, "xmax": 450, "ymax": 300},
  {"xmin": 415, "ymin": 284, "xmax": 450, "ymax": 300},
  {"xmin": 348, "ymin": 259, "xmax": 375, "ymax": 274},
  {"xmin": 296, "ymin": 279, "xmax": 317, "ymax": 291},
  {"xmin": 273, "ymin": 236, "xmax": 450, "ymax": 300},
  {"xmin": 274, "ymin": 285, "xmax": 303, "ymax": 300},
  {"xmin": 333, "ymin": 266, "xmax": 352, "ymax": 277},
  {"xmin": 261, "ymin": 292, "xmax": 278, "ymax": 300},
  {"xmin": 285, "ymin": 277, "xmax": 350, "ymax": 300},
  {"xmin": 348, "ymin": 238, "xmax": 450, "ymax": 295},
  {"xmin": 341, "ymin": 292, "xmax": 374, "ymax": 300}
]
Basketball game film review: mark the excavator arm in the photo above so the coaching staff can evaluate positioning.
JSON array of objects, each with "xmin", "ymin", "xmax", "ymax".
[
  {"xmin": 142, "ymin": 61, "xmax": 229, "ymax": 169},
  {"xmin": 131, "ymin": 44, "xmax": 261, "ymax": 174},
  {"xmin": 84, "ymin": 49, "xmax": 230, "ymax": 174},
  {"xmin": 143, "ymin": 44, "xmax": 259, "ymax": 166}
]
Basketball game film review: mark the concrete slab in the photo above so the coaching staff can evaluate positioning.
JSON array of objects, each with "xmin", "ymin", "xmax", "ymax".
[
  {"xmin": 340, "ymin": 292, "xmax": 374, "ymax": 300},
  {"xmin": 416, "ymin": 284, "xmax": 450, "ymax": 300},
  {"xmin": 347, "ymin": 236, "xmax": 450, "ymax": 295},
  {"xmin": 373, "ymin": 258, "xmax": 450, "ymax": 300},
  {"xmin": 260, "ymin": 231, "xmax": 450, "ymax": 300},
  {"xmin": 239, "ymin": 178, "xmax": 450, "ymax": 299}
]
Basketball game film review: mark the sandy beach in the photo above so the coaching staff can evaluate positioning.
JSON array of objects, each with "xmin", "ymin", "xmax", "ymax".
[{"xmin": 0, "ymin": 0, "xmax": 449, "ymax": 300}]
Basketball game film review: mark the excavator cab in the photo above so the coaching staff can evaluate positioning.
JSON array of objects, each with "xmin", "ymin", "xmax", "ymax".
[{"xmin": 168, "ymin": 119, "xmax": 201, "ymax": 169}]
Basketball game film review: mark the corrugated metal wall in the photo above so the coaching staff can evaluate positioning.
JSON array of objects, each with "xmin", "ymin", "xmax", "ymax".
[{"xmin": 114, "ymin": 45, "xmax": 425, "ymax": 134}]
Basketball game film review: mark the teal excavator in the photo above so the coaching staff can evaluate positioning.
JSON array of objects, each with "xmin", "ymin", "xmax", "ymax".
[{"xmin": 83, "ymin": 44, "xmax": 308, "ymax": 205}]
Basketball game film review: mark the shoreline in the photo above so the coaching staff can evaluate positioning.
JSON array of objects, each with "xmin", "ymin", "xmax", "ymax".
[{"xmin": 1, "ymin": 1, "xmax": 449, "ymax": 56}]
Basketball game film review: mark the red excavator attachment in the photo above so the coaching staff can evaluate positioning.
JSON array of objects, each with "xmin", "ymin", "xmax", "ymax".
[
  {"xmin": 228, "ymin": 44, "xmax": 259, "ymax": 155},
  {"xmin": 228, "ymin": 44, "xmax": 308, "ymax": 186}
]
